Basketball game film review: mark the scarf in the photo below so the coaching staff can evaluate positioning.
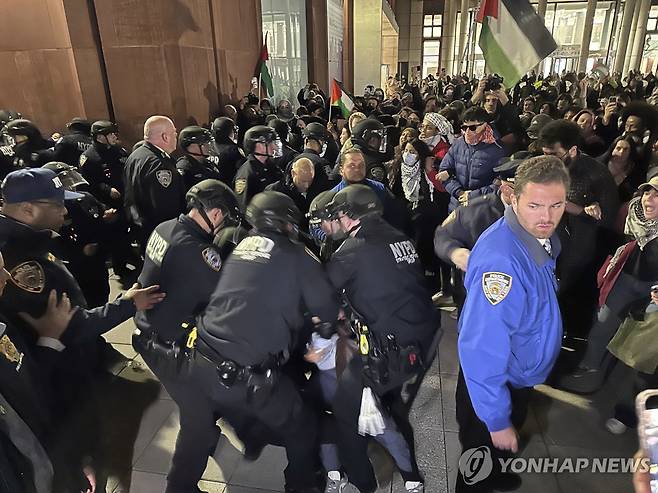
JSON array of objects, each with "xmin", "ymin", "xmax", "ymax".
[
  {"xmin": 464, "ymin": 123, "xmax": 496, "ymax": 146},
  {"xmin": 625, "ymin": 196, "xmax": 658, "ymax": 250}
]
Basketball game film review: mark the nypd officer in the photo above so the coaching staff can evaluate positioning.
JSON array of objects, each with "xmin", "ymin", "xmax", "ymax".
[
  {"xmin": 326, "ymin": 184, "xmax": 438, "ymax": 493},
  {"xmin": 134, "ymin": 179, "xmax": 240, "ymax": 493},
  {"xmin": 455, "ymin": 156, "xmax": 569, "ymax": 492},
  {"xmin": 233, "ymin": 125, "xmax": 283, "ymax": 211},
  {"xmin": 191, "ymin": 191, "xmax": 341, "ymax": 493},
  {"xmin": 52, "ymin": 118, "xmax": 93, "ymax": 167},
  {"xmin": 176, "ymin": 126, "xmax": 223, "ymax": 191},
  {"xmin": 291, "ymin": 122, "xmax": 332, "ymax": 197},
  {"xmin": 209, "ymin": 117, "xmax": 244, "ymax": 185},
  {"xmin": 123, "ymin": 115, "xmax": 185, "ymax": 250}
]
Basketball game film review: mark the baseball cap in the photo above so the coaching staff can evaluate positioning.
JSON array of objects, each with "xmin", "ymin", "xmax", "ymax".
[
  {"xmin": 638, "ymin": 176, "xmax": 658, "ymax": 193},
  {"xmin": 494, "ymin": 151, "xmax": 535, "ymax": 181},
  {"xmin": 2, "ymin": 168, "xmax": 83, "ymax": 204}
]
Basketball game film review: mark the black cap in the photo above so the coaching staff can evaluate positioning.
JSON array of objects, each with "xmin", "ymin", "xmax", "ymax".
[
  {"xmin": 494, "ymin": 151, "xmax": 534, "ymax": 181},
  {"xmin": 91, "ymin": 120, "xmax": 118, "ymax": 137}
]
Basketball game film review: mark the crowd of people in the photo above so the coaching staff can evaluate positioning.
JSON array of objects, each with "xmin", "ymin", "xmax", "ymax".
[{"xmin": 1, "ymin": 64, "xmax": 658, "ymax": 493}]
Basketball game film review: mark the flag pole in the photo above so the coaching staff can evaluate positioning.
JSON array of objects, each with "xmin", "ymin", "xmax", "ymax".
[{"xmin": 328, "ymin": 80, "xmax": 333, "ymax": 124}]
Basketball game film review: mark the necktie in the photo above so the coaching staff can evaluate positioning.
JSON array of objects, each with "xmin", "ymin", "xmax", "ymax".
[{"xmin": 543, "ymin": 239, "xmax": 552, "ymax": 257}]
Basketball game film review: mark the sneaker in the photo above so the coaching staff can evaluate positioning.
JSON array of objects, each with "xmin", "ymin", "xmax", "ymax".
[
  {"xmin": 325, "ymin": 471, "xmax": 348, "ymax": 492},
  {"xmin": 605, "ymin": 418, "xmax": 628, "ymax": 435},
  {"xmin": 405, "ymin": 481, "xmax": 424, "ymax": 492},
  {"xmin": 558, "ymin": 367, "xmax": 604, "ymax": 394}
]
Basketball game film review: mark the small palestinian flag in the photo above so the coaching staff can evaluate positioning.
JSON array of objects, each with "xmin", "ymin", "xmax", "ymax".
[
  {"xmin": 258, "ymin": 34, "xmax": 274, "ymax": 98},
  {"xmin": 331, "ymin": 79, "xmax": 355, "ymax": 119},
  {"xmin": 477, "ymin": 0, "xmax": 557, "ymax": 86}
]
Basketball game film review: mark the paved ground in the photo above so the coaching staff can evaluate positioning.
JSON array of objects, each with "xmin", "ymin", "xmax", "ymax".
[{"xmin": 96, "ymin": 278, "xmax": 640, "ymax": 492}]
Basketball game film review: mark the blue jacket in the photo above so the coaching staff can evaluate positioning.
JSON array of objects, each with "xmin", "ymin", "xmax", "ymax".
[
  {"xmin": 458, "ymin": 206, "xmax": 562, "ymax": 432},
  {"xmin": 332, "ymin": 178, "xmax": 386, "ymax": 201},
  {"xmin": 439, "ymin": 136, "xmax": 505, "ymax": 210}
]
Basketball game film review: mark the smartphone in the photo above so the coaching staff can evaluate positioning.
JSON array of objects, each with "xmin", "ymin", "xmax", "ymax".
[
  {"xmin": 636, "ymin": 389, "xmax": 658, "ymax": 492},
  {"xmin": 251, "ymin": 77, "xmax": 258, "ymax": 90},
  {"xmin": 609, "ymin": 96, "xmax": 618, "ymax": 104}
]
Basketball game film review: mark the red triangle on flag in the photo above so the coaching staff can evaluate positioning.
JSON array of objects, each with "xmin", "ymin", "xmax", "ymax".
[
  {"xmin": 260, "ymin": 32, "xmax": 269, "ymax": 62},
  {"xmin": 476, "ymin": 0, "xmax": 499, "ymax": 23}
]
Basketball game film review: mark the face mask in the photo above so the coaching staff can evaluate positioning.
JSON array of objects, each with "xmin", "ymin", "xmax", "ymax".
[
  {"xmin": 423, "ymin": 134, "xmax": 439, "ymax": 146},
  {"xmin": 402, "ymin": 151, "xmax": 418, "ymax": 165}
]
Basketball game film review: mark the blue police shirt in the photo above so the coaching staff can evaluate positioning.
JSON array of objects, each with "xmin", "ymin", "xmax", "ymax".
[{"xmin": 458, "ymin": 206, "xmax": 562, "ymax": 432}]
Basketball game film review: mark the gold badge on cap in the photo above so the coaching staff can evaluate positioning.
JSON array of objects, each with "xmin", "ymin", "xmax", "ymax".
[
  {"xmin": 482, "ymin": 271, "xmax": 512, "ymax": 305},
  {"xmin": 0, "ymin": 335, "xmax": 23, "ymax": 371},
  {"xmin": 10, "ymin": 261, "xmax": 46, "ymax": 293}
]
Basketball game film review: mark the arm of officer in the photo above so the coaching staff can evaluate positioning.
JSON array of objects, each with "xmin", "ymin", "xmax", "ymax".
[
  {"xmin": 434, "ymin": 209, "xmax": 472, "ymax": 265},
  {"xmin": 326, "ymin": 240, "xmax": 358, "ymax": 290},
  {"xmin": 299, "ymin": 249, "xmax": 341, "ymax": 323},
  {"xmin": 458, "ymin": 255, "xmax": 525, "ymax": 435},
  {"xmin": 144, "ymin": 159, "xmax": 181, "ymax": 224},
  {"xmin": 439, "ymin": 147, "xmax": 463, "ymax": 199}
]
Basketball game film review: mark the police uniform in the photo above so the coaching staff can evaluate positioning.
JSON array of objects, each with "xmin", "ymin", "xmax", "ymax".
[
  {"xmin": 354, "ymin": 146, "xmax": 388, "ymax": 184},
  {"xmin": 176, "ymin": 154, "xmax": 223, "ymax": 192},
  {"xmin": 209, "ymin": 140, "xmax": 245, "ymax": 186},
  {"xmin": 79, "ymin": 141, "xmax": 128, "ymax": 207},
  {"xmin": 326, "ymin": 214, "xmax": 438, "ymax": 492},
  {"xmin": 291, "ymin": 148, "xmax": 332, "ymax": 200},
  {"xmin": 12, "ymin": 139, "xmax": 55, "ymax": 168},
  {"xmin": 192, "ymin": 222, "xmax": 340, "ymax": 491},
  {"xmin": 456, "ymin": 206, "xmax": 562, "ymax": 492},
  {"xmin": 52, "ymin": 132, "xmax": 93, "ymax": 167},
  {"xmin": 233, "ymin": 155, "xmax": 282, "ymax": 211},
  {"xmin": 265, "ymin": 177, "xmax": 312, "ymax": 228},
  {"xmin": 123, "ymin": 141, "xmax": 186, "ymax": 247},
  {"xmin": 134, "ymin": 214, "xmax": 224, "ymax": 493}
]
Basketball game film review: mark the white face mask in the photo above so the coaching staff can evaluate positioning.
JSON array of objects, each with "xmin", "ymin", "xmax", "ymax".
[
  {"xmin": 320, "ymin": 142, "xmax": 328, "ymax": 157},
  {"xmin": 402, "ymin": 151, "xmax": 418, "ymax": 165}
]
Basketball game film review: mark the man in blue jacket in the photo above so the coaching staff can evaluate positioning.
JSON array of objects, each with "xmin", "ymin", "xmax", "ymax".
[{"xmin": 456, "ymin": 155, "xmax": 569, "ymax": 492}]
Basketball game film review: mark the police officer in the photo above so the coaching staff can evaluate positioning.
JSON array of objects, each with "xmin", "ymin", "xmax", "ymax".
[
  {"xmin": 233, "ymin": 125, "xmax": 283, "ymax": 211},
  {"xmin": 43, "ymin": 162, "xmax": 113, "ymax": 308},
  {"xmin": 455, "ymin": 156, "xmax": 569, "ymax": 492},
  {"xmin": 268, "ymin": 118, "xmax": 299, "ymax": 172},
  {"xmin": 191, "ymin": 191, "xmax": 340, "ymax": 493},
  {"xmin": 51, "ymin": 118, "xmax": 93, "ymax": 167},
  {"xmin": 176, "ymin": 126, "xmax": 223, "ymax": 191},
  {"xmin": 290, "ymin": 122, "xmax": 332, "ymax": 198},
  {"xmin": 265, "ymin": 157, "xmax": 315, "ymax": 227},
  {"xmin": 134, "ymin": 179, "xmax": 240, "ymax": 493},
  {"xmin": 349, "ymin": 119, "xmax": 389, "ymax": 183},
  {"xmin": 434, "ymin": 152, "xmax": 531, "ymax": 310},
  {"xmin": 209, "ymin": 117, "xmax": 244, "ymax": 186},
  {"xmin": 307, "ymin": 189, "xmax": 340, "ymax": 262},
  {"xmin": 123, "ymin": 115, "xmax": 186, "ymax": 250},
  {"xmin": 3, "ymin": 119, "xmax": 55, "ymax": 168},
  {"xmin": 326, "ymin": 184, "xmax": 438, "ymax": 493}
]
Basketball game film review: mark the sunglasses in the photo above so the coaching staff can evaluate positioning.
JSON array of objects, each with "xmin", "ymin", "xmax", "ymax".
[{"xmin": 461, "ymin": 123, "xmax": 484, "ymax": 132}]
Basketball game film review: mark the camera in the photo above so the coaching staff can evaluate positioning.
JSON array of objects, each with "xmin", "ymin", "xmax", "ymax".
[{"xmin": 484, "ymin": 74, "xmax": 504, "ymax": 92}]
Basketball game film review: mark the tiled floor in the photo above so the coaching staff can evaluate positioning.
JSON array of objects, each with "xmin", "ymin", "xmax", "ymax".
[{"xmin": 98, "ymin": 282, "xmax": 639, "ymax": 493}]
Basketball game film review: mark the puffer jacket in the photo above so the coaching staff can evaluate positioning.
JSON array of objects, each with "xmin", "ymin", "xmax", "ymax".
[{"xmin": 439, "ymin": 136, "xmax": 505, "ymax": 210}]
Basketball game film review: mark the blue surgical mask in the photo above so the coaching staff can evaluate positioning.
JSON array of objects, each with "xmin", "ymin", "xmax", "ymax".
[{"xmin": 402, "ymin": 151, "xmax": 418, "ymax": 165}]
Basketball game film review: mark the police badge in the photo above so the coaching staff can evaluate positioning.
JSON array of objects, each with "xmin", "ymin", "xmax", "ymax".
[
  {"xmin": 201, "ymin": 247, "xmax": 222, "ymax": 272},
  {"xmin": 156, "ymin": 169, "xmax": 172, "ymax": 188},
  {"xmin": 10, "ymin": 261, "xmax": 46, "ymax": 293},
  {"xmin": 235, "ymin": 178, "xmax": 247, "ymax": 194},
  {"xmin": 482, "ymin": 272, "xmax": 512, "ymax": 305},
  {"xmin": 0, "ymin": 335, "xmax": 23, "ymax": 371}
]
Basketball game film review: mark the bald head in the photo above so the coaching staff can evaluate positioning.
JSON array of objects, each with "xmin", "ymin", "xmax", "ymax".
[
  {"xmin": 291, "ymin": 158, "xmax": 315, "ymax": 194},
  {"xmin": 144, "ymin": 116, "xmax": 178, "ymax": 154}
]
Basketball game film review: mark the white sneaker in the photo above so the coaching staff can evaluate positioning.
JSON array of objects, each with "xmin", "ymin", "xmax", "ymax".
[
  {"xmin": 405, "ymin": 481, "xmax": 424, "ymax": 492},
  {"xmin": 605, "ymin": 418, "xmax": 627, "ymax": 435},
  {"xmin": 324, "ymin": 471, "xmax": 347, "ymax": 493}
]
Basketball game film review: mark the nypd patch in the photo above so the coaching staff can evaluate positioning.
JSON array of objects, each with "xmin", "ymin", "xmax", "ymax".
[
  {"xmin": 201, "ymin": 247, "xmax": 222, "ymax": 272},
  {"xmin": 482, "ymin": 272, "xmax": 512, "ymax": 305},
  {"xmin": 156, "ymin": 169, "xmax": 172, "ymax": 187},
  {"xmin": 235, "ymin": 178, "xmax": 247, "ymax": 195},
  {"xmin": 79, "ymin": 154, "xmax": 88, "ymax": 167},
  {"xmin": 10, "ymin": 261, "xmax": 46, "ymax": 294}
]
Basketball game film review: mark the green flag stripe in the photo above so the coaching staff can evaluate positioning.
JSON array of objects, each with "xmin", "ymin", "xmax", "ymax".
[
  {"xmin": 260, "ymin": 62, "xmax": 273, "ymax": 97},
  {"xmin": 479, "ymin": 19, "xmax": 523, "ymax": 86}
]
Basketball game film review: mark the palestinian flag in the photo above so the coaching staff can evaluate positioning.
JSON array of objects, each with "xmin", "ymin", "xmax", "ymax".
[
  {"xmin": 331, "ymin": 79, "xmax": 355, "ymax": 119},
  {"xmin": 258, "ymin": 34, "xmax": 274, "ymax": 98},
  {"xmin": 477, "ymin": 0, "xmax": 557, "ymax": 86}
]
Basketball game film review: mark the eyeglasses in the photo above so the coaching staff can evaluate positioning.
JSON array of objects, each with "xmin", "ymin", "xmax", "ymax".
[{"xmin": 461, "ymin": 123, "xmax": 483, "ymax": 132}]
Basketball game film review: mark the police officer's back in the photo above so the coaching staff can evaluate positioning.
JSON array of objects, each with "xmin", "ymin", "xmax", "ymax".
[
  {"xmin": 3, "ymin": 120, "xmax": 55, "ymax": 168},
  {"xmin": 176, "ymin": 126, "xmax": 223, "ymax": 192},
  {"xmin": 209, "ymin": 117, "xmax": 245, "ymax": 186},
  {"xmin": 51, "ymin": 118, "xmax": 93, "ymax": 167},
  {"xmin": 233, "ymin": 126, "xmax": 283, "ymax": 211}
]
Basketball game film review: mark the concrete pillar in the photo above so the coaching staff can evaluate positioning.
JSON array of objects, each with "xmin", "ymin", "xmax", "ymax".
[
  {"xmin": 629, "ymin": 0, "xmax": 651, "ymax": 71},
  {"xmin": 445, "ymin": 0, "xmax": 458, "ymax": 75},
  {"xmin": 353, "ymin": 0, "xmax": 383, "ymax": 94},
  {"xmin": 458, "ymin": 0, "xmax": 469, "ymax": 74},
  {"xmin": 440, "ymin": 0, "xmax": 453, "ymax": 72},
  {"xmin": 577, "ymin": 0, "xmax": 597, "ymax": 73},
  {"xmin": 306, "ymin": 0, "xmax": 329, "ymax": 93},
  {"xmin": 343, "ymin": 0, "xmax": 354, "ymax": 92},
  {"xmin": 613, "ymin": 0, "xmax": 638, "ymax": 74},
  {"xmin": 624, "ymin": 0, "xmax": 642, "ymax": 74}
]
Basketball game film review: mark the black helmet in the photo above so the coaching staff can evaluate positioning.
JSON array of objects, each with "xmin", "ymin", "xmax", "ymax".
[
  {"xmin": 308, "ymin": 190, "xmax": 337, "ymax": 223},
  {"xmin": 42, "ymin": 162, "xmax": 88, "ymax": 191},
  {"xmin": 213, "ymin": 225, "xmax": 249, "ymax": 260},
  {"xmin": 211, "ymin": 117, "xmax": 238, "ymax": 141},
  {"xmin": 0, "ymin": 110, "xmax": 20, "ymax": 127},
  {"xmin": 243, "ymin": 125, "xmax": 282, "ymax": 157},
  {"xmin": 4, "ymin": 119, "xmax": 42, "ymax": 141},
  {"xmin": 179, "ymin": 126, "xmax": 212, "ymax": 150},
  {"xmin": 186, "ymin": 179, "xmax": 240, "ymax": 221},
  {"xmin": 351, "ymin": 119, "xmax": 387, "ymax": 155},
  {"xmin": 245, "ymin": 191, "xmax": 302, "ymax": 233},
  {"xmin": 268, "ymin": 119, "xmax": 290, "ymax": 142},
  {"xmin": 302, "ymin": 122, "xmax": 328, "ymax": 143},
  {"xmin": 91, "ymin": 120, "xmax": 118, "ymax": 137},
  {"xmin": 328, "ymin": 184, "xmax": 383, "ymax": 220},
  {"xmin": 527, "ymin": 113, "xmax": 553, "ymax": 140},
  {"xmin": 66, "ymin": 118, "xmax": 92, "ymax": 134}
]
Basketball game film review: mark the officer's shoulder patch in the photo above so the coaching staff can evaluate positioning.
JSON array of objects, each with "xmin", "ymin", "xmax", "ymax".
[
  {"xmin": 156, "ymin": 169, "xmax": 172, "ymax": 188},
  {"xmin": 304, "ymin": 246, "xmax": 321, "ymax": 263},
  {"xmin": 482, "ymin": 271, "xmax": 513, "ymax": 305},
  {"xmin": 10, "ymin": 261, "xmax": 46, "ymax": 294},
  {"xmin": 201, "ymin": 247, "xmax": 222, "ymax": 272},
  {"xmin": 79, "ymin": 154, "xmax": 87, "ymax": 167},
  {"xmin": 235, "ymin": 178, "xmax": 247, "ymax": 194}
]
